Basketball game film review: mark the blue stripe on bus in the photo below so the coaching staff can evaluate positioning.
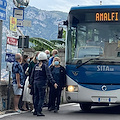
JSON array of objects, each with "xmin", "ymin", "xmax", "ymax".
[
  {"xmin": 70, "ymin": 5, "xmax": 120, "ymax": 11},
  {"xmin": 66, "ymin": 64, "xmax": 120, "ymax": 91}
]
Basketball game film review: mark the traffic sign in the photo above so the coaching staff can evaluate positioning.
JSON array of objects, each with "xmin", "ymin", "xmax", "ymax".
[
  {"xmin": 6, "ymin": 44, "xmax": 18, "ymax": 54},
  {"xmin": 0, "ymin": 0, "xmax": 7, "ymax": 20},
  {"xmin": 10, "ymin": 16, "xmax": 17, "ymax": 32},
  {"xmin": 17, "ymin": 20, "xmax": 23, "ymax": 27},
  {"xmin": 23, "ymin": 20, "xmax": 31, "ymax": 27},
  {"xmin": 5, "ymin": 53, "xmax": 15, "ymax": 62},
  {"xmin": 13, "ymin": 8, "xmax": 24, "ymax": 20},
  {"xmin": 7, "ymin": 37, "xmax": 18, "ymax": 46},
  {"xmin": 0, "ymin": 0, "xmax": 7, "ymax": 9},
  {"xmin": 6, "ymin": 30, "xmax": 19, "ymax": 39},
  {"xmin": 0, "ymin": 9, "xmax": 6, "ymax": 20},
  {"xmin": 6, "ymin": 62, "xmax": 13, "ymax": 71}
]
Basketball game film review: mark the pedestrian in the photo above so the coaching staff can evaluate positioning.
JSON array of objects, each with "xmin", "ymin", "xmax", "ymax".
[
  {"xmin": 45, "ymin": 49, "xmax": 50, "ymax": 59},
  {"xmin": 48, "ymin": 57, "xmax": 66, "ymax": 113},
  {"xmin": 48, "ymin": 49, "xmax": 58, "ymax": 66},
  {"xmin": 19, "ymin": 55, "xmax": 30, "ymax": 111},
  {"xmin": 47, "ymin": 49, "xmax": 58, "ymax": 110},
  {"xmin": 21, "ymin": 55, "xmax": 30, "ymax": 111},
  {"xmin": 22, "ymin": 75, "xmax": 33, "ymax": 110},
  {"xmin": 43, "ymin": 50, "xmax": 51, "ymax": 107},
  {"xmin": 29, "ymin": 52, "xmax": 58, "ymax": 116},
  {"xmin": 28, "ymin": 51, "xmax": 40, "ymax": 95},
  {"xmin": 12, "ymin": 53, "xmax": 25, "ymax": 112},
  {"xmin": 26, "ymin": 51, "xmax": 40, "ymax": 111}
]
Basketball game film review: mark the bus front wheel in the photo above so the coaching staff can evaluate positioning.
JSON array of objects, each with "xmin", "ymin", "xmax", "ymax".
[{"xmin": 80, "ymin": 103, "xmax": 91, "ymax": 111}]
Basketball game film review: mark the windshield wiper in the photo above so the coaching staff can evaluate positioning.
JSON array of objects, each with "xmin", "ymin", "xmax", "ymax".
[{"xmin": 76, "ymin": 57, "xmax": 99, "ymax": 68}]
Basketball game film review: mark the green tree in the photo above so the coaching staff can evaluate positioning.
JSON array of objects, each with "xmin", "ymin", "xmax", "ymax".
[{"xmin": 29, "ymin": 37, "xmax": 58, "ymax": 51}]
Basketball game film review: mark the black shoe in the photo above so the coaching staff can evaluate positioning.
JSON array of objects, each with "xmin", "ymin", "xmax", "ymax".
[
  {"xmin": 54, "ymin": 108, "xmax": 58, "ymax": 113},
  {"xmin": 48, "ymin": 107, "xmax": 54, "ymax": 111},
  {"xmin": 43, "ymin": 103, "xmax": 48, "ymax": 107},
  {"xmin": 33, "ymin": 111, "xmax": 37, "ymax": 115},
  {"xmin": 37, "ymin": 112, "xmax": 45, "ymax": 116}
]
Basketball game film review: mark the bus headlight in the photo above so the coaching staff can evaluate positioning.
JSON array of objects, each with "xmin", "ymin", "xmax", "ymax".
[{"xmin": 66, "ymin": 85, "xmax": 78, "ymax": 92}]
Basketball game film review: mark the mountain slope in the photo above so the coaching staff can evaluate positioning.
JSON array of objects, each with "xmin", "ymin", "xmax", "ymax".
[
  {"xmin": 1, "ymin": 0, "xmax": 68, "ymax": 71},
  {"xmin": 3, "ymin": 0, "xmax": 68, "ymax": 40}
]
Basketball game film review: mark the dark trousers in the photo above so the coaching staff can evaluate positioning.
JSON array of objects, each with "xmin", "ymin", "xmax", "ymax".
[
  {"xmin": 34, "ymin": 82, "xmax": 46, "ymax": 113},
  {"xmin": 48, "ymin": 85, "xmax": 62, "ymax": 110},
  {"xmin": 48, "ymin": 85, "xmax": 54, "ymax": 109},
  {"xmin": 53, "ymin": 87, "xmax": 62, "ymax": 109}
]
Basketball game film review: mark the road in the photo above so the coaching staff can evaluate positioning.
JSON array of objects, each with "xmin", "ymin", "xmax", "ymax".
[{"xmin": 1, "ymin": 103, "xmax": 120, "ymax": 120}]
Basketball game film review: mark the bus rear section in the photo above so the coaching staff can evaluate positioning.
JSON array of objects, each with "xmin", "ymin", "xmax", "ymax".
[{"xmin": 65, "ymin": 5, "xmax": 120, "ymax": 111}]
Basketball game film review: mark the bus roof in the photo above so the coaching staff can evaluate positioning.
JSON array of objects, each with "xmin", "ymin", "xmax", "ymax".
[{"xmin": 70, "ymin": 5, "xmax": 120, "ymax": 11}]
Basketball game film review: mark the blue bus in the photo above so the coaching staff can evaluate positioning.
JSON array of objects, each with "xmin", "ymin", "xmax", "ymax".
[{"xmin": 62, "ymin": 5, "xmax": 120, "ymax": 111}]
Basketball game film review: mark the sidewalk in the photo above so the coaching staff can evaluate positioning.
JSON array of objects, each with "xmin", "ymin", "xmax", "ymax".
[
  {"xmin": 0, "ymin": 111, "xmax": 5, "ymax": 115},
  {"xmin": 0, "ymin": 109, "xmax": 28, "ymax": 119},
  {"xmin": 0, "ymin": 109, "xmax": 17, "ymax": 115}
]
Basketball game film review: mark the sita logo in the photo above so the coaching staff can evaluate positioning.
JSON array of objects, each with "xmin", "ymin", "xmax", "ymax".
[{"xmin": 97, "ymin": 65, "xmax": 114, "ymax": 72}]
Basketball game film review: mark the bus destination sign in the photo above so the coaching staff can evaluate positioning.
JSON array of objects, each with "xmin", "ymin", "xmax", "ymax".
[{"xmin": 96, "ymin": 12, "xmax": 118, "ymax": 22}]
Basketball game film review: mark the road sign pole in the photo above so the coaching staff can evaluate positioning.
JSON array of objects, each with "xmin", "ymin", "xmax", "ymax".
[
  {"xmin": 17, "ymin": 28, "xmax": 25, "ymax": 55},
  {"xmin": 22, "ymin": 36, "xmax": 24, "ymax": 55},
  {"xmin": 7, "ymin": 71, "xmax": 11, "ymax": 110},
  {"xmin": 0, "ymin": 20, "xmax": 2, "ymax": 84}
]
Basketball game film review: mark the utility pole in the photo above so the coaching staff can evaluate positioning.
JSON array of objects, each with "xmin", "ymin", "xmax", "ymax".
[{"xmin": 0, "ymin": 20, "xmax": 2, "ymax": 84}]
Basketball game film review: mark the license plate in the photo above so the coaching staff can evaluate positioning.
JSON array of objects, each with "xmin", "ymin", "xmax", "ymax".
[{"xmin": 98, "ymin": 98, "xmax": 111, "ymax": 102}]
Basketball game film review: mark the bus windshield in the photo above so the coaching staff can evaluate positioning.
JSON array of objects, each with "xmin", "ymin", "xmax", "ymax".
[{"xmin": 67, "ymin": 10, "xmax": 120, "ymax": 64}]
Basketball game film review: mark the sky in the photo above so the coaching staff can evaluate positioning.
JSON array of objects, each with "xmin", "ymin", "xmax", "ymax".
[{"xmin": 29, "ymin": 0, "xmax": 120, "ymax": 13}]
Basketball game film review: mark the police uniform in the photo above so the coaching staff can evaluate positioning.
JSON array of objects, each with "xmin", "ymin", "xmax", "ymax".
[{"xmin": 30, "ymin": 61, "xmax": 55, "ymax": 116}]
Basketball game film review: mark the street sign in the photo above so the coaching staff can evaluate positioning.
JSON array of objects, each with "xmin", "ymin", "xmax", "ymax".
[
  {"xmin": 0, "ymin": 0, "xmax": 7, "ymax": 9},
  {"xmin": 6, "ymin": 62, "xmax": 13, "ymax": 71},
  {"xmin": 7, "ymin": 37, "xmax": 18, "ymax": 46},
  {"xmin": 17, "ymin": 19, "xmax": 23, "ymax": 27},
  {"xmin": 23, "ymin": 20, "xmax": 31, "ymax": 27},
  {"xmin": 13, "ymin": 8, "xmax": 24, "ymax": 20},
  {"xmin": 6, "ymin": 44, "xmax": 18, "ymax": 54},
  {"xmin": 10, "ymin": 16, "xmax": 17, "ymax": 32},
  {"xmin": 0, "ymin": 0, "xmax": 7, "ymax": 20},
  {"xmin": 0, "ymin": 9, "xmax": 6, "ymax": 20},
  {"xmin": 5, "ymin": 53, "xmax": 15, "ymax": 62},
  {"xmin": 6, "ymin": 30, "xmax": 19, "ymax": 39}
]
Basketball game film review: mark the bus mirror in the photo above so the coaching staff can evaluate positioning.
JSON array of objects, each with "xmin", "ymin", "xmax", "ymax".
[
  {"xmin": 63, "ymin": 20, "xmax": 68, "ymax": 26},
  {"xmin": 57, "ymin": 27, "xmax": 63, "ymax": 39}
]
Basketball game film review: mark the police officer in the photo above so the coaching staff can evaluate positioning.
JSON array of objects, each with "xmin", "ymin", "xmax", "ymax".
[{"xmin": 29, "ymin": 52, "xmax": 58, "ymax": 116}]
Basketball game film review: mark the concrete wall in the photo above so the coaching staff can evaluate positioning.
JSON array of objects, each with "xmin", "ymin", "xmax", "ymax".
[{"xmin": 0, "ymin": 84, "xmax": 14, "ymax": 111}]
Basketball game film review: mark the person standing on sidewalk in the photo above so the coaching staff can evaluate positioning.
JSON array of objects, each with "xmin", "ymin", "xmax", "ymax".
[
  {"xmin": 48, "ymin": 49, "xmax": 58, "ymax": 66},
  {"xmin": 45, "ymin": 50, "xmax": 50, "ymax": 60},
  {"xmin": 20, "ymin": 55, "xmax": 30, "ymax": 111},
  {"xmin": 12, "ymin": 53, "xmax": 25, "ymax": 112},
  {"xmin": 28, "ymin": 51, "xmax": 40, "ymax": 95},
  {"xmin": 29, "ymin": 52, "xmax": 58, "ymax": 116},
  {"xmin": 48, "ymin": 57, "xmax": 66, "ymax": 113}
]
